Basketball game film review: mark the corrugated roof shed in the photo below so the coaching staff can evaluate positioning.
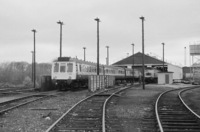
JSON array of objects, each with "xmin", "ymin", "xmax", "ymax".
[{"xmin": 112, "ymin": 52, "xmax": 164, "ymax": 65}]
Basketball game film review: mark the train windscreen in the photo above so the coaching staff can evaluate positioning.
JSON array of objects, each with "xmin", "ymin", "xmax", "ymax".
[
  {"xmin": 67, "ymin": 63, "xmax": 73, "ymax": 72},
  {"xmin": 60, "ymin": 63, "xmax": 66, "ymax": 72}
]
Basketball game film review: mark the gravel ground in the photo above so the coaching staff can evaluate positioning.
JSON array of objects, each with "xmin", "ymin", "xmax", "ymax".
[
  {"xmin": 106, "ymin": 84, "xmax": 188, "ymax": 132},
  {"xmin": 0, "ymin": 89, "xmax": 92, "ymax": 132},
  {"xmin": 181, "ymin": 87, "xmax": 200, "ymax": 115},
  {"xmin": 0, "ymin": 84, "xmax": 192, "ymax": 132}
]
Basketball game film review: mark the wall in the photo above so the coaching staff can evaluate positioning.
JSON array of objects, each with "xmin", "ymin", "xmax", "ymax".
[
  {"xmin": 167, "ymin": 64, "xmax": 182, "ymax": 79},
  {"xmin": 158, "ymin": 73, "xmax": 165, "ymax": 84},
  {"xmin": 157, "ymin": 72, "xmax": 173, "ymax": 84}
]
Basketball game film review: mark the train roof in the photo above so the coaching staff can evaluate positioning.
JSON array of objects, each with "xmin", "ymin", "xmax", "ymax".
[{"xmin": 55, "ymin": 57, "xmax": 132, "ymax": 70}]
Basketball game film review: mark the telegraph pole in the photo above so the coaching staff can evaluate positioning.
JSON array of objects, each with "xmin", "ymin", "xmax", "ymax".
[
  {"xmin": 140, "ymin": 16, "xmax": 145, "ymax": 90},
  {"xmin": 184, "ymin": 47, "xmax": 186, "ymax": 66},
  {"xmin": 131, "ymin": 43, "xmax": 134, "ymax": 84},
  {"xmin": 83, "ymin": 47, "xmax": 86, "ymax": 61},
  {"xmin": 31, "ymin": 51, "xmax": 34, "ymax": 82},
  {"xmin": 57, "ymin": 20, "xmax": 64, "ymax": 58},
  {"xmin": 162, "ymin": 43, "xmax": 165, "ymax": 72},
  {"xmin": 32, "ymin": 29, "xmax": 36, "ymax": 88},
  {"xmin": 94, "ymin": 18, "xmax": 100, "ymax": 75},
  {"xmin": 106, "ymin": 46, "xmax": 109, "ymax": 65}
]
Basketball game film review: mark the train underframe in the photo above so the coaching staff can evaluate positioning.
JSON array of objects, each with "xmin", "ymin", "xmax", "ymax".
[
  {"xmin": 54, "ymin": 79, "xmax": 88, "ymax": 91},
  {"xmin": 54, "ymin": 76, "xmax": 157, "ymax": 91}
]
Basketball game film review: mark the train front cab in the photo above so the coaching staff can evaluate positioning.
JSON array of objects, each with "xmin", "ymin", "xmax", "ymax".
[{"xmin": 51, "ymin": 61, "xmax": 77, "ymax": 90}]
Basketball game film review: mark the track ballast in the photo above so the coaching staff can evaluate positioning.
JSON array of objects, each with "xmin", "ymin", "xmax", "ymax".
[
  {"xmin": 156, "ymin": 87, "xmax": 200, "ymax": 132},
  {"xmin": 46, "ymin": 86, "xmax": 131, "ymax": 132}
]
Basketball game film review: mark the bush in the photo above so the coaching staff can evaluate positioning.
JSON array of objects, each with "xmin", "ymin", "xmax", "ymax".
[{"xmin": 23, "ymin": 76, "xmax": 33, "ymax": 87}]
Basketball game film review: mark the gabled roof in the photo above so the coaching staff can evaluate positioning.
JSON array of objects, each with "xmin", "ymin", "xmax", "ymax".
[{"xmin": 112, "ymin": 52, "xmax": 164, "ymax": 65}]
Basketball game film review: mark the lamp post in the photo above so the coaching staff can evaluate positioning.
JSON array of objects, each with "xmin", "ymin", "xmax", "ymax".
[
  {"xmin": 131, "ymin": 43, "xmax": 134, "ymax": 84},
  {"xmin": 31, "ymin": 51, "xmax": 34, "ymax": 82},
  {"xmin": 184, "ymin": 47, "xmax": 186, "ymax": 66},
  {"xmin": 131, "ymin": 43, "xmax": 134, "ymax": 55},
  {"xmin": 140, "ymin": 16, "xmax": 145, "ymax": 90},
  {"xmin": 106, "ymin": 46, "xmax": 109, "ymax": 65},
  {"xmin": 162, "ymin": 43, "xmax": 165, "ymax": 72},
  {"xmin": 94, "ymin": 17, "xmax": 100, "ymax": 75},
  {"xmin": 83, "ymin": 47, "xmax": 86, "ymax": 61},
  {"xmin": 57, "ymin": 20, "xmax": 64, "ymax": 58},
  {"xmin": 31, "ymin": 29, "xmax": 36, "ymax": 88}
]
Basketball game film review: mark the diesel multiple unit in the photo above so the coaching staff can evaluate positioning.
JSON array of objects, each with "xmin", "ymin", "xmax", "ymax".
[{"xmin": 51, "ymin": 57, "xmax": 139, "ymax": 90}]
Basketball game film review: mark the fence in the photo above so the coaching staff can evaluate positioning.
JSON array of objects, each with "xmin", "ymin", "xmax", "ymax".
[
  {"xmin": 88, "ymin": 75, "xmax": 115, "ymax": 92},
  {"xmin": 40, "ymin": 75, "xmax": 54, "ymax": 91}
]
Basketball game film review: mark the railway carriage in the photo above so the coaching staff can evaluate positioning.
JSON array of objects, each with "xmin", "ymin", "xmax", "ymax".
[{"xmin": 51, "ymin": 57, "xmax": 138, "ymax": 90}]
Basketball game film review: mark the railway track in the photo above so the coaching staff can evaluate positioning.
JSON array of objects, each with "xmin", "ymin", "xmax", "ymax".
[
  {"xmin": 45, "ymin": 86, "xmax": 131, "ymax": 132},
  {"xmin": 0, "ymin": 94, "xmax": 52, "ymax": 115},
  {"xmin": 156, "ymin": 87, "xmax": 200, "ymax": 132}
]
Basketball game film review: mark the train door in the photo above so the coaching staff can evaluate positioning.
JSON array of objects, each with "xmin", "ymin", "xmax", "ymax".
[{"xmin": 51, "ymin": 62, "xmax": 59, "ymax": 80}]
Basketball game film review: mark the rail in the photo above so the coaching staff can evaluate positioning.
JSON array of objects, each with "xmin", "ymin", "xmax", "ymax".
[
  {"xmin": 155, "ymin": 90, "xmax": 166, "ymax": 132},
  {"xmin": 155, "ymin": 86, "xmax": 200, "ymax": 132},
  {"xmin": 102, "ymin": 86, "xmax": 130, "ymax": 132},
  {"xmin": 179, "ymin": 87, "xmax": 200, "ymax": 119},
  {"xmin": 45, "ymin": 88, "xmax": 111, "ymax": 132},
  {"xmin": 46, "ymin": 86, "xmax": 131, "ymax": 132}
]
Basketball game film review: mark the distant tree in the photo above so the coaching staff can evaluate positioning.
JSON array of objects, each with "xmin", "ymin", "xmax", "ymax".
[
  {"xmin": 23, "ymin": 76, "xmax": 32, "ymax": 87},
  {"xmin": 0, "ymin": 62, "xmax": 11, "ymax": 82},
  {"xmin": 0, "ymin": 61, "xmax": 52, "ymax": 87}
]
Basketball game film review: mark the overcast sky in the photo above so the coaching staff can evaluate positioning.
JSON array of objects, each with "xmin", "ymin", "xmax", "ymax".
[{"xmin": 0, "ymin": 0, "xmax": 200, "ymax": 66}]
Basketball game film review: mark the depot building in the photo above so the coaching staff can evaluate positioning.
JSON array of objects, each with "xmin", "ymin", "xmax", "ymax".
[{"xmin": 112, "ymin": 52, "xmax": 183, "ymax": 84}]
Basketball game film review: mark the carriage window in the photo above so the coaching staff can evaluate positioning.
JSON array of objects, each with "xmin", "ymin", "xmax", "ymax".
[
  {"xmin": 54, "ymin": 63, "xmax": 59, "ymax": 72},
  {"xmin": 67, "ymin": 63, "xmax": 73, "ymax": 72},
  {"xmin": 60, "ymin": 63, "xmax": 66, "ymax": 72}
]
